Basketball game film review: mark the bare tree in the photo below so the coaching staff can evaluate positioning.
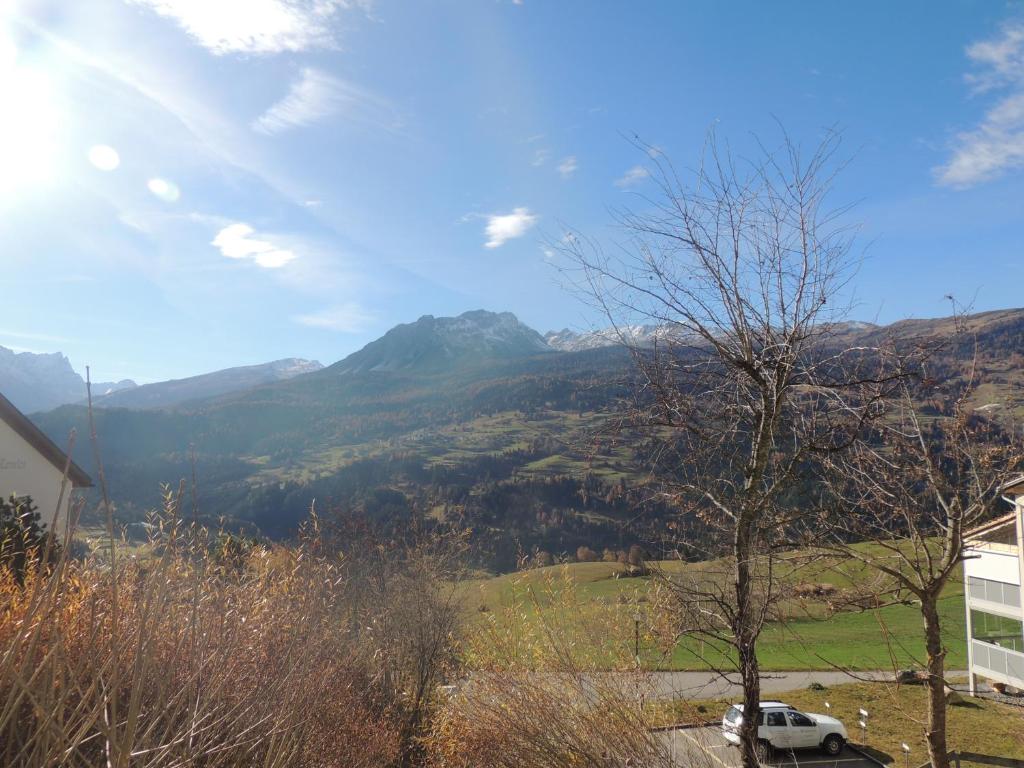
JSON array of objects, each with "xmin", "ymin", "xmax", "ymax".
[
  {"xmin": 308, "ymin": 511, "xmax": 467, "ymax": 768},
  {"xmin": 562, "ymin": 129, "xmax": 888, "ymax": 768},
  {"xmin": 813, "ymin": 329, "xmax": 1020, "ymax": 768}
]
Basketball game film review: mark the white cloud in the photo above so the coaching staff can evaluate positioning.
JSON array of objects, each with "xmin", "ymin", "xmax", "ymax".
[
  {"xmin": 965, "ymin": 23, "xmax": 1024, "ymax": 92},
  {"xmin": 211, "ymin": 222, "xmax": 297, "ymax": 268},
  {"xmin": 253, "ymin": 68, "xmax": 342, "ymax": 134},
  {"xmin": 293, "ymin": 302, "xmax": 373, "ymax": 332},
  {"xmin": 254, "ymin": 68, "xmax": 400, "ymax": 135},
  {"xmin": 128, "ymin": 0, "xmax": 369, "ymax": 56},
  {"xmin": 937, "ymin": 22, "xmax": 1024, "ymax": 187},
  {"xmin": 531, "ymin": 148, "xmax": 549, "ymax": 167},
  {"xmin": 615, "ymin": 164, "xmax": 649, "ymax": 187},
  {"xmin": 484, "ymin": 207, "xmax": 537, "ymax": 249},
  {"xmin": 557, "ymin": 155, "xmax": 578, "ymax": 178}
]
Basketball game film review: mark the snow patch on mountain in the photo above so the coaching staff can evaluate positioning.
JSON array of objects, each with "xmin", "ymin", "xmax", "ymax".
[{"xmin": 544, "ymin": 325, "xmax": 673, "ymax": 351}]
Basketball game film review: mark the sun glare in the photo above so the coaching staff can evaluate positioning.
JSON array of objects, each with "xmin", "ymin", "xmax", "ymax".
[
  {"xmin": 88, "ymin": 144, "xmax": 120, "ymax": 171},
  {"xmin": 147, "ymin": 177, "xmax": 180, "ymax": 202},
  {"xmin": 0, "ymin": 32, "xmax": 62, "ymax": 200}
]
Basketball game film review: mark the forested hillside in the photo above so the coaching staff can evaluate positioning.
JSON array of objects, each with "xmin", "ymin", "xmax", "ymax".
[{"xmin": 32, "ymin": 307, "xmax": 1024, "ymax": 570}]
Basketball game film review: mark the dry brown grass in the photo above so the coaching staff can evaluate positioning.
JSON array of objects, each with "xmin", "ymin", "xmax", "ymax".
[
  {"xmin": 0, "ymin": 496, "xmax": 459, "ymax": 768},
  {"xmin": 428, "ymin": 568, "xmax": 681, "ymax": 768}
]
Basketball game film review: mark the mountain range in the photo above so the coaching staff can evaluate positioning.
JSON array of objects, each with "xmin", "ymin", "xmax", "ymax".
[
  {"xmin": 0, "ymin": 348, "xmax": 322, "ymax": 413},
  {"xmin": 91, "ymin": 358, "xmax": 323, "ymax": 409},
  {"xmin": 544, "ymin": 324, "xmax": 671, "ymax": 351},
  {"xmin": 19, "ymin": 307, "xmax": 1024, "ymax": 569},
  {"xmin": 0, "ymin": 346, "xmax": 136, "ymax": 413},
  {"xmin": 2, "ymin": 314, "xmax": 655, "ymax": 414}
]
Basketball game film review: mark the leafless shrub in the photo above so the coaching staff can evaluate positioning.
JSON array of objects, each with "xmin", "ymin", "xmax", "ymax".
[
  {"xmin": 0, "ymin": 506, "xmax": 385, "ymax": 766},
  {"xmin": 0, "ymin": 481, "xmax": 465, "ymax": 768}
]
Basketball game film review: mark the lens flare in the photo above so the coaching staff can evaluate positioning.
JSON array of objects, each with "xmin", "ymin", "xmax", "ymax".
[
  {"xmin": 147, "ymin": 177, "xmax": 180, "ymax": 202},
  {"xmin": 88, "ymin": 145, "xmax": 120, "ymax": 171}
]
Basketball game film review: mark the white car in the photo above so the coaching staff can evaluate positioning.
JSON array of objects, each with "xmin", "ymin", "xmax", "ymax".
[{"xmin": 722, "ymin": 701, "xmax": 848, "ymax": 756}]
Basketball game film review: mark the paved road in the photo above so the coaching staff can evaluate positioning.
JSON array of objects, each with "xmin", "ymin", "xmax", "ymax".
[
  {"xmin": 638, "ymin": 667, "xmax": 966, "ymax": 704},
  {"xmin": 624, "ymin": 669, "xmax": 969, "ymax": 701},
  {"xmin": 639, "ymin": 670, "xmax": 893, "ymax": 701}
]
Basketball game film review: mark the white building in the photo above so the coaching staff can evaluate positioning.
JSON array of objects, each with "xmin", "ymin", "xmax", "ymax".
[
  {"xmin": 0, "ymin": 391, "xmax": 92, "ymax": 536},
  {"xmin": 964, "ymin": 478, "xmax": 1024, "ymax": 694}
]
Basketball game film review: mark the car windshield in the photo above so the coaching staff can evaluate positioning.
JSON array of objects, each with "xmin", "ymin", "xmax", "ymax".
[{"xmin": 725, "ymin": 706, "xmax": 742, "ymax": 724}]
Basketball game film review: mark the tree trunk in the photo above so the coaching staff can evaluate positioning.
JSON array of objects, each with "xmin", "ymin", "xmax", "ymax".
[
  {"xmin": 922, "ymin": 594, "xmax": 951, "ymax": 768},
  {"xmin": 736, "ymin": 528, "xmax": 762, "ymax": 768},
  {"xmin": 738, "ymin": 636, "xmax": 762, "ymax": 768}
]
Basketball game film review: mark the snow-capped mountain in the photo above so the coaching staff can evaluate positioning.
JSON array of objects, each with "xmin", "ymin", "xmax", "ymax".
[{"xmin": 544, "ymin": 324, "xmax": 673, "ymax": 352}]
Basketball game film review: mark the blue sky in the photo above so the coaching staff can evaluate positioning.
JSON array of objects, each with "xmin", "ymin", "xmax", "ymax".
[{"xmin": 2, "ymin": 0, "xmax": 1023, "ymax": 382}]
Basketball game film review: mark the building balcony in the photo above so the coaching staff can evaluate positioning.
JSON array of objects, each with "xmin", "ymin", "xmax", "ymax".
[
  {"xmin": 971, "ymin": 639, "xmax": 1024, "ymax": 689},
  {"xmin": 963, "ymin": 546, "xmax": 1022, "ymax": 595},
  {"xmin": 968, "ymin": 540, "xmax": 1019, "ymax": 556},
  {"xmin": 967, "ymin": 575, "xmax": 1023, "ymax": 617}
]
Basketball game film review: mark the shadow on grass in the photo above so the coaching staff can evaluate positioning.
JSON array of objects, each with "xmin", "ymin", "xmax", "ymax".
[{"xmin": 951, "ymin": 699, "xmax": 983, "ymax": 710}]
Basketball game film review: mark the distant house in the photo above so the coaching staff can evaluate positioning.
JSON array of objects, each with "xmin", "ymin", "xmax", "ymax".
[
  {"xmin": 0, "ymin": 390, "xmax": 92, "ymax": 536},
  {"xmin": 964, "ymin": 478, "xmax": 1024, "ymax": 694}
]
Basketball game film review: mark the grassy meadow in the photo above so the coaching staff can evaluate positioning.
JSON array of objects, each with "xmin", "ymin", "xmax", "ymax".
[
  {"xmin": 464, "ymin": 546, "xmax": 969, "ymax": 672},
  {"xmin": 252, "ymin": 409, "xmax": 638, "ymax": 485}
]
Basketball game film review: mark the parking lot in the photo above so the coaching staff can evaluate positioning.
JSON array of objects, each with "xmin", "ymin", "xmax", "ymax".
[{"xmin": 656, "ymin": 726, "xmax": 882, "ymax": 768}]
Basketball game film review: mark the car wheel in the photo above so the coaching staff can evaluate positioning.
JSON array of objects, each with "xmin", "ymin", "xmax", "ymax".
[
  {"xmin": 822, "ymin": 734, "xmax": 844, "ymax": 756},
  {"xmin": 755, "ymin": 740, "xmax": 772, "ymax": 763}
]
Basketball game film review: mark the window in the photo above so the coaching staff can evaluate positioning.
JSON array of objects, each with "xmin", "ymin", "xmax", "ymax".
[
  {"xmin": 969, "ymin": 576, "xmax": 1023, "ymax": 608},
  {"xmin": 725, "ymin": 706, "xmax": 741, "ymax": 724},
  {"xmin": 971, "ymin": 610, "xmax": 1024, "ymax": 653},
  {"xmin": 788, "ymin": 712, "xmax": 815, "ymax": 727},
  {"xmin": 766, "ymin": 712, "xmax": 787, "ymax": 727}
]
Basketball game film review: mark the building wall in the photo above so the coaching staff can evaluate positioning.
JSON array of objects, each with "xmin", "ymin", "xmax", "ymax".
[
  {"xmin": 965, "ymin": 549, "xmax": 1022, "ymax": 585},
  {"xmin": 965, "ymin": 498, "xmax": 1024, "ymax": 693},
  {"xmin": 0, "ymin": 417, "xmax": 74, "ymax": 535}
]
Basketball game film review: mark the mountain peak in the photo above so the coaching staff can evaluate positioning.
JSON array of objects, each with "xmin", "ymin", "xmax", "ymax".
[
  {"xmin": 544, "ymin": 324, "xmax": 670, "ymax": 351},
  {"xmin": 330, "ymin": 310, "xmax": 551, "ymax": 374},
  {"xmin": 0, "ymin": 345, "xmax": 137, "ymax": 413}
]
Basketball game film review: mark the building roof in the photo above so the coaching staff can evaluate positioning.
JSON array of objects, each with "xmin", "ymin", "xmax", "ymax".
[
  {"xmin": 1002, "ymin": 475, "xmax": 1024, "ymax": 496},
  {"xmin": 963, "ymin": 475, "xmax": 1024, "ymax": 540},
  {"xmin": 964, "ymin": 511, "xmax": 1018, "ymax": 541},
  {"xmin": 0, "ymin": 391, "xmax": 92, "ymax": 488}
]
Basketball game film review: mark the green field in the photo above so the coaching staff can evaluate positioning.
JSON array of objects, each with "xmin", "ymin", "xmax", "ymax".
[
  {"xmin": 254, "ymin": 409, "xmax": 641, "ymax": 485},
  {"xmin": 466, "ymin": 550, "xmax": 968, "ymax": 672}
]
